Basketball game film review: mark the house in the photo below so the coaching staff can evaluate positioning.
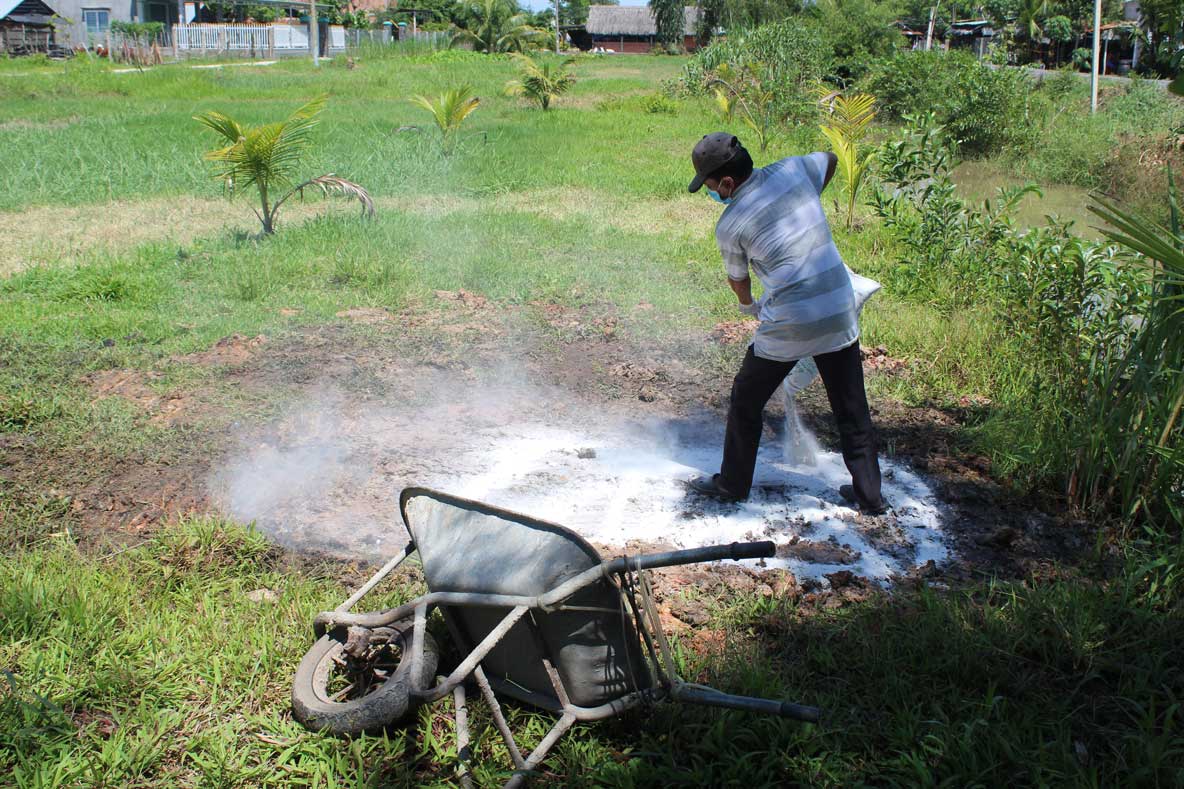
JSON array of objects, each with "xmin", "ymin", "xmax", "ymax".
[
  {"xmin": 0, "ymin": 0, "xmax": 59, "ymax": 52},
  {"xmin": 946, "ymin": 19, "xmax": 994, "ymax": 58},
  {"xmin": 578, "ymin": 5, "xmax": 702, "ymax": 53},
  {"xmin": 50, "ymin": 0, "xmax": 172, "ymax": 47}
]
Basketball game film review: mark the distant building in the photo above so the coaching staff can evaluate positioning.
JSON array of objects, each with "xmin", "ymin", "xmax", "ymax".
[
  {"xmin": 51, "ymin": 0, "xmax": 173, "ymax": 47},
  {"xmin": 1, "ymin": 0, "xmax": 60, "ymax": 52},
  {"xmin": 947, "ymin": 20, "xmax": 994, "ymax": 58},
  {"xmin": 576, "ymin": 5, "xmax": 702, "ymax": 53}
]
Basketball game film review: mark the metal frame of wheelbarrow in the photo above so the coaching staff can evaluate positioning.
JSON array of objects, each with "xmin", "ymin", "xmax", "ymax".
[{"xmin": 312, "ymin": 490, "xmax": 820, "ymax": 788}]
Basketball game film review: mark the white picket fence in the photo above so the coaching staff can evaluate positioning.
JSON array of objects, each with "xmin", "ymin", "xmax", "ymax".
[{"xmin": 172, "ymin": 23, "xmax": 346, "ymax": 53}]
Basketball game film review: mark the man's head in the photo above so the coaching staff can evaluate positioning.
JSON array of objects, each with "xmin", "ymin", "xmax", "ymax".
[{"xmin": 688, "ymin": 132, "xmax": 754, "ymax": 201}]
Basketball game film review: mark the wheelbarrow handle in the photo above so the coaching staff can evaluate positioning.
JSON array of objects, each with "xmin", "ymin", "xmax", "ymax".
[
  {"xmin": 610, "ymin": 541, "xmax": 776, "ymax": 574},
  {"xmin": 672, "ymin": 684, "xmax": 821, "ymax": 723}
]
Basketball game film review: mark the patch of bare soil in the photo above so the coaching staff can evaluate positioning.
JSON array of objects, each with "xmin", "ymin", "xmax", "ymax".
[
  {"xmin": 336, "ymin": 307, "xmax": 393, "ymax": 324},
  {"xmin": 711, "ymin": 319, "xmax": 758, "ymax": 345},
  {"xmin": 86, "ymin": 369, "xmax": 203, "ymax": 426},
  {"xmin": 2, "ymin": 301, "xmax": 1095, "ymax": 597}
]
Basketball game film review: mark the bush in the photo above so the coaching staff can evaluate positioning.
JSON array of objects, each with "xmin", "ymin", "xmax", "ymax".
[
  {"xmin": 863, "ymin": 50, "xmax": 1034, "ymax": 155},
  {"xmin": 681, "ymin": 19, "xmax": 831, "ymax": 124},
  {"xmin": 807, "ymin": 0, "xmax": 902, "ymax": 84}
]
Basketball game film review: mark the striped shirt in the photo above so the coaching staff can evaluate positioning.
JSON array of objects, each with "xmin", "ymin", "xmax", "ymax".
[{"xmin": 716, "ymin": 152, "xmax": 858, "ymax": 362}]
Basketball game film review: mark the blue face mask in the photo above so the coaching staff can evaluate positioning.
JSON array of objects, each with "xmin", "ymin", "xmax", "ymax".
[{"xmin": 707, "ymin": 188, "xmax": 732, "ymax": 205}]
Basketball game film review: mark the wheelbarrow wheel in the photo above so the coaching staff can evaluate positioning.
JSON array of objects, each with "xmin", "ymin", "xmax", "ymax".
[{"xmin": 291, "ymin": 617, "xmax": 438, "ymax": 736}]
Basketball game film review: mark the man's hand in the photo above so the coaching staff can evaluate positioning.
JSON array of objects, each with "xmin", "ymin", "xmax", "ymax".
[{"xmin": 738, "ymin": 298, "xmax": 761, "ymax": 318}]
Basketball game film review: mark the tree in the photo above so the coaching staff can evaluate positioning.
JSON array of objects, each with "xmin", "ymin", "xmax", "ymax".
[
  {"xmin": 1044, "ymin": 14, "xmax": 1072, "ymax": 65},
  {"xmin": 696, "ymin": 0, "xmax": 725, "ymax": 47},
  {"xmin": 1133, "ymin": 0, "xmax": 1184, "ymax": 77},
  {"xmin": 194, "ymin": 97, "xmax": 374, "ymax": 236},
  {"xmin": 808, "ymin": 0, "xmax": 902, "ymax": 83},
  {"xmin": 717, "ymin": 0, "xmax": 802, "ymax": 31},
  {"xmin": 649, "ymin": 0, "xmax": 685, "ymax": 48},
  {"xmin": 504, "ymin": 53, "xmax": 577, "ymax": 109},
  {"xmin": 451, "ymin": 0, "xmax": 544, "ymax": 53},
  {"xmin": 1016, "ymin": 0, "xmax": 1049, "ymax": 41}
]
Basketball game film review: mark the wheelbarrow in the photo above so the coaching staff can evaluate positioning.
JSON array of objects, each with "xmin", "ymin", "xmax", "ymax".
[{"xmin": 292, "ymin": 487, "xmax": 819, "ymax": 787}]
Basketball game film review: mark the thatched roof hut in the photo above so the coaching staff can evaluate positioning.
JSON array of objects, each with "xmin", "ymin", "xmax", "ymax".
[
  {"xmin": 585, "ymin": 5, "xmax": 700, "ymax": 37},
  {"xmin": 580, "ymin": 5, "xmax": 701, "ymax": 52}
]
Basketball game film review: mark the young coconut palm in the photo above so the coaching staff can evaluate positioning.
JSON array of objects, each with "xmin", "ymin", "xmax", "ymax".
[
  {"xmin": 504, "ymin": 53, "xmax": 576, "ymax": 110},
  {"xmin": 195, "ymin": 96, "xmax": 373, "ymax": 236},
  {"xmin": 706, "ymin": 63, "xmax": 779, "ymax": 152},
  {"xmin": 409, "ymin": 85, "xmax": 481, "ymax": 156},
  {"xmin": 451, "ymin": 0, "xmax": 542, "ymax": 53},
  {"xmin": 817, "ymin": 89, "xmax": 877, "ymax": 231}
]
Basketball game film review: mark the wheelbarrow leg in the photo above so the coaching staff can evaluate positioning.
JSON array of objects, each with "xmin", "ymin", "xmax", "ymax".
[
  {"xmin": 453, "ymin": 682, "xmax": 473, "ymax": 789},
  {"xmin": 504, "ymin": 712, "xmax": 577, "ymax": 789},
  {"xmin": 474, "ymin": 665, "xmax": 527, "ymax": 770}
]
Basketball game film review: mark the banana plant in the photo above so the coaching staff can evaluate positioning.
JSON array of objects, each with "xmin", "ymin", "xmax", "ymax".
[
  {"xmin": 817, "ymin": 90, "xmax": 877, "ymax": 231},
  {"xmin": 409, "ymin": 85, "xmax": 481, "ymax": 156},
  {"xmin": 503, "ymin": 54, "xmax": 576, "ymax": 110},
  {"xmin": 195, "ymin": 96, "xmax": 374, "ymax": 236}
]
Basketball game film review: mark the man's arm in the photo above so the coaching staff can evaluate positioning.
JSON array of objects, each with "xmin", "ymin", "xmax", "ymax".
[
  {"xmin": 820, "ymin": 152, "xmax": 838, "ymax": 193},
  {"xmin": 729, "ymin": 276, "xmax": 754, "ymax": 305}
]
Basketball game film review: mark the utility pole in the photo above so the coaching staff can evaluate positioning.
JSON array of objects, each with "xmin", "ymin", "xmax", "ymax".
[
  {"xmin": 554, "ymin": 0, "xmax": 560, "ymax": 54},
  {"xmin": 925, "ymin": 3, "xmax": 938, "ymax": 51},
  {"xmin": 1090, "ymin": 0, "xmax": 1101, "ymax": 112},
  {"xmin": 309, "ymin": 0, "xmax": 319, "ymax": 67}
]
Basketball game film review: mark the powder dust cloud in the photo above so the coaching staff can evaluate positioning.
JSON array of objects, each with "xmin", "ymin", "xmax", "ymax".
[{"xmin": 209, "ymin": 373, "xmax": 948, "ymax": 586}]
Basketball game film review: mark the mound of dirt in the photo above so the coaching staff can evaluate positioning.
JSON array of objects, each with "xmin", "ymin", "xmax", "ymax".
[{"xmin": 173, "ymin": 334, "xmax": 267, "ymax": 367}]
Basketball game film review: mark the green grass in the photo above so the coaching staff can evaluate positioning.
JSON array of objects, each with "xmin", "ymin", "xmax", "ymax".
[
  {"xmin": 1, "ymin": 505, "xmax": 1180, "ymax": 786},
  {"xmin": 3, "ymin": 50, "xmax": 1183, "ymax": 787}
]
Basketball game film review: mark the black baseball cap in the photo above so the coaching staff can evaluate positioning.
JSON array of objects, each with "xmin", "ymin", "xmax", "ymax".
[{"xmin": 689, "ymin": 132, "xmax": 744, "ymax": 193}]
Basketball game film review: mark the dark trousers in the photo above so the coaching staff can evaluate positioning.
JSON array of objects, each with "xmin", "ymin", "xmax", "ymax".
[{"xmin": 719, "ymin": 341, "xmax": 883, "ymax": 506}]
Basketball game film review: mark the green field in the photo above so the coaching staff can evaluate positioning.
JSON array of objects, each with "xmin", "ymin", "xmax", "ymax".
[{"xmin": 2, "ymin": 52, "xmax": 1183, "ymax": 786}]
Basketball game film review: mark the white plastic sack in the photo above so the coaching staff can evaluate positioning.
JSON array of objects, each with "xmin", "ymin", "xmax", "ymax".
[{"xmin": 783, "ymin": 267, "xmax": 880, "ymax": 398}]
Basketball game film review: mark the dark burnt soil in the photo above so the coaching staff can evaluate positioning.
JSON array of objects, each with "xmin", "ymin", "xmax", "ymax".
[{"xmin": 1, "ymin": 297, "xmax": 1097, "ymax": 588}]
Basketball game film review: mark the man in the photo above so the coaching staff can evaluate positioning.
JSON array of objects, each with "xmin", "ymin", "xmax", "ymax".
[{"xmin": 686, "ymin": 132, "xmax": 888, "ymax": 515}]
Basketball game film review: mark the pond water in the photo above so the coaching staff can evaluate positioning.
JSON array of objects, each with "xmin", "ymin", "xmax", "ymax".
[{"xmin": 952, "ymin": 160, "xmax": 1103, "ymax": 238}]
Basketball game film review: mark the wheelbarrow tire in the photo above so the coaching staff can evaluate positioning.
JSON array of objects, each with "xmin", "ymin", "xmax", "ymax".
[{"xmin": 291, "ymin": 618, "xmax": 438, "ymax": 736}]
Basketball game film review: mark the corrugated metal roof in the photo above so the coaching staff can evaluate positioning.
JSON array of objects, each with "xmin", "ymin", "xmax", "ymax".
[
  {"xmin": 585, "ymin": 5, "xmax": 700, "ymax": 36},
  {"xmin": 0, "ymin": 0, "xmax": 58, "ymax": 21}
]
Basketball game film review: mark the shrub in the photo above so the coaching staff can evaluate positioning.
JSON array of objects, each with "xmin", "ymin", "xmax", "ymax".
[
  {"xmin": 863, "ymin": 50, "xmax": 1034, "ymax": 155},
  {"xmin": 873, "ymin": 113, "xmax": 1184, "ymax": 527},
  {"xmin": 681, "ymin": 19, "xmax": 831, "ymax": 124},
  {"xmin": 870, "ymin": 113, "xmax": 1039, "ymax": 302}
]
